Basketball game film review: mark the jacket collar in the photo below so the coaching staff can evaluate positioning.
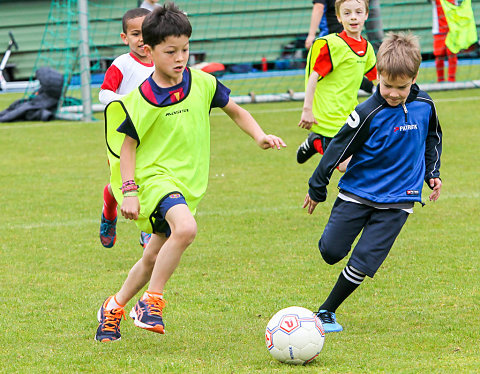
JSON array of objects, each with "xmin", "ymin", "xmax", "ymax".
[{"xmin": 373, "ymin": 83, "xmax": 420, "ymax": 107}]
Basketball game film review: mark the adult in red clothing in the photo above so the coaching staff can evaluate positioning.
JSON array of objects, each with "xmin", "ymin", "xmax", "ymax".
[{"xmin": 432, "ymin": 0, "xmax": 458, "ymax": 82}]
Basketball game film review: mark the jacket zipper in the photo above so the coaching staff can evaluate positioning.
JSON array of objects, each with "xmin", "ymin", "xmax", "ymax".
[{"xmin": 401, "ymin": 102, "xmax": 408, "ymax": 123}]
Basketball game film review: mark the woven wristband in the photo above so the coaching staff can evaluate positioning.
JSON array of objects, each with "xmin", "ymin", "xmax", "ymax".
[{"xmin": 123, "ymin": 190, "xmax": 139, "ymax": 197}]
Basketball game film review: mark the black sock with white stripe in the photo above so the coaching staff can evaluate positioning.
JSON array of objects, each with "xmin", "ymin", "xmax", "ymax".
[{"xmin": 319, "ymin": 265, "xmax": 366, "ymax": 313}]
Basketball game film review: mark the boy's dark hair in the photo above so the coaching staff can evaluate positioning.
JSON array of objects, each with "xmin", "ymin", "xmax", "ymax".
[
  {"xmin": 122, "ymin": 8, "xmax": 151, "ymax": 34},
  {"xmin": 142, "ymin": 2, "xmax": 192, "ymax": 47}
]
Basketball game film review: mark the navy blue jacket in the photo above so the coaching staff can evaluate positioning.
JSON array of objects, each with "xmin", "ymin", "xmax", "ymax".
[{"xmin": 308, "ymin": 84, "xmax": 442, "ymax": 204}]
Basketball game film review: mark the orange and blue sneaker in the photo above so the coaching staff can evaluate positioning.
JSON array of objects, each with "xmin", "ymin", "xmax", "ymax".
[
  {"xmin": 95, "ymin": 296, "xmax": 126, "ymax": 342},
  {"xmin": 129, "ymin": 295, "xmax": 166, "ymax": 334},
  {"xmin": 100, "ymin": 213, "xmax": 117, "ymax": 248},
  {"xmin": 139, "ymin": 231, "xmax": 151, "ymax": 250}
]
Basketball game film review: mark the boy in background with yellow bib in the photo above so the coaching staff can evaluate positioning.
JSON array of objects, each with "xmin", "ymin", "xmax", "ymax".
[{"xmin": 297, "ymin": 0, "xmax": 377, "ymax": 171}]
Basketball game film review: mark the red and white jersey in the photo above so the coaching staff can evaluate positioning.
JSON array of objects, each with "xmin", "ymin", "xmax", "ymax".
[
  {"xmin": 432, "ymin": 0, "xmax": 458, "ymax": 35},
  {"xmin": 100, "ymin": 52, "xmax": 154, "ymax": 96}
]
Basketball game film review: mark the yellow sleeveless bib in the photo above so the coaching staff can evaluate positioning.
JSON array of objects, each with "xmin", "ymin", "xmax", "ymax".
[
  {"xmin": 306, "ymin": 34, "xmax": 376, "ymax": 137},
  {"xmin": 105, "ymin": 68, "xmax": 217, "ymax": 233}
]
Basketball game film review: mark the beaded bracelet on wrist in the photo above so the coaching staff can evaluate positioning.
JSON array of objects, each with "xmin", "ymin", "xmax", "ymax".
[{"xmin": 121, "ymin": 180, "xmax": 139, "ymax": 195}]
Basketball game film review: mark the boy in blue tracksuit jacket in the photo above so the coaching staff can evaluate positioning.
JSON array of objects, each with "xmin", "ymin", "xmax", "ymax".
[{"xmin": 303, "ymin": 32, "xmax": 443, "ymax": 333}]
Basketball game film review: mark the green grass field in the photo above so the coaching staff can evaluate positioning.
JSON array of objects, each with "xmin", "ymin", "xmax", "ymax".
[{"xmin": 0, "ymin": 89, "xmax": 479, "ymax": 373}]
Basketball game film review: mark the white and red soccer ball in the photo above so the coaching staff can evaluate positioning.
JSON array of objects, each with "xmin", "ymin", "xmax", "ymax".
[{"xmin": 265, "ymin": 306, "xmax": 325, "ymax": 365}]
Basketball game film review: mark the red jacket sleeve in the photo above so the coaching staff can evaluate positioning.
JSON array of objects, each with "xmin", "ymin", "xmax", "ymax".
[{"xmin": 101, "ymin": 64, "xmax": 123, "ymax": 92}]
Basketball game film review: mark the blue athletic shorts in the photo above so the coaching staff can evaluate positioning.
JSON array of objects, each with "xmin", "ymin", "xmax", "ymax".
[
  {"xmin": 149, "ymin": 192, "xmax": 187, "ymax": 236},
  {"xmin": 318, "ymin": 197, "xmax": 409, "ymax": 277}
]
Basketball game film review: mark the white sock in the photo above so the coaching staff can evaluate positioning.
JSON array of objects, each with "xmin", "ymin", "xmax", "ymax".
[
  {"xmin": 142, "ymin": 291, "xmax": 163, "ymax": 300},
  {"xmin": 106, "ymin": 295, "xmax": 124, "ymax": 310}
]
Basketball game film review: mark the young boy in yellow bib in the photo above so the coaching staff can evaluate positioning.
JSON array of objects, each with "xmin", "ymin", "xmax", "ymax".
[
  {"xmin": 95, "ymin": 2, "xmax": 286, "ymax": 342},
  {"xmin": 297, "ymin": 0, "xmax": 377, "ymax": 171}
]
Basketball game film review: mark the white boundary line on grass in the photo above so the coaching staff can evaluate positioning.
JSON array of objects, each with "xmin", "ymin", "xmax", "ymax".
[
  {"xmin": 4, "ymin": 192, "xmax": 479, "ymax": 230},
  {"xmin": 0, "ymin": 95, "xmax": 479, "ymax": 130}
]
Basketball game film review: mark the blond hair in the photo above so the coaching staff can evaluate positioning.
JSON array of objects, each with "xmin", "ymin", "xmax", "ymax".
[
  {"xmin": 335, "ymin": 0, "xmax": 369, "ymax": 16},
  {"xmin": 376, "ymin": 32, "xmax": 422, "ymax": 80}
]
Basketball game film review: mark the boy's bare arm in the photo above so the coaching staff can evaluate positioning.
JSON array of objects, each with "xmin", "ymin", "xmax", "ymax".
[
  {"xmin": 221, "ymin": 99, "xmax": 286, "ymax": 150},
  {"xmin": 120, "ymin": 135, "xmax": 140, "ymax": 220},
  {"xmin": 298, "ymin": 71, "xmax": 319, "ymax": 130}
]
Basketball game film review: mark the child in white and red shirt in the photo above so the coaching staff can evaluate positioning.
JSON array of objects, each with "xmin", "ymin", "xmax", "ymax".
[
  {"xmin": 99, "ymin": 7, "xmax": 154, "ymax": 249},
  {"xmin": 99, "ymin": 52, "xmax": 154, "ymax": 104},
  {"xmin": 99, "ymin": 8, "xmax": 154, "ymax": 105}
]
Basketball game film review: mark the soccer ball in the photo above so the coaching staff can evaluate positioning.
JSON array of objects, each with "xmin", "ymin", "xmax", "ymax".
[{"xmin": 265, "ymin": 306, "xmax": 325, "ymax": 365}]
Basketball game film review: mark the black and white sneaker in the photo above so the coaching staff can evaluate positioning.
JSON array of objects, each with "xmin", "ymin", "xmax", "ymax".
[{"xmin": 296, "ymin": 132, "xmax": 321, "ymax": 164}]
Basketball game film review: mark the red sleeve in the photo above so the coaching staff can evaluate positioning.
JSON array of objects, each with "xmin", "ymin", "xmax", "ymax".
[
  {"xmin": 365, "ymin": 65, "xmax": 377, "ymax": 81},
  {"xmin": 100, "ymin": 64, "xmax": 123, "ymax": 92},
  {"xmin": 312, "ymin": 43, "xmax": 333, "ymax": 78}
]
